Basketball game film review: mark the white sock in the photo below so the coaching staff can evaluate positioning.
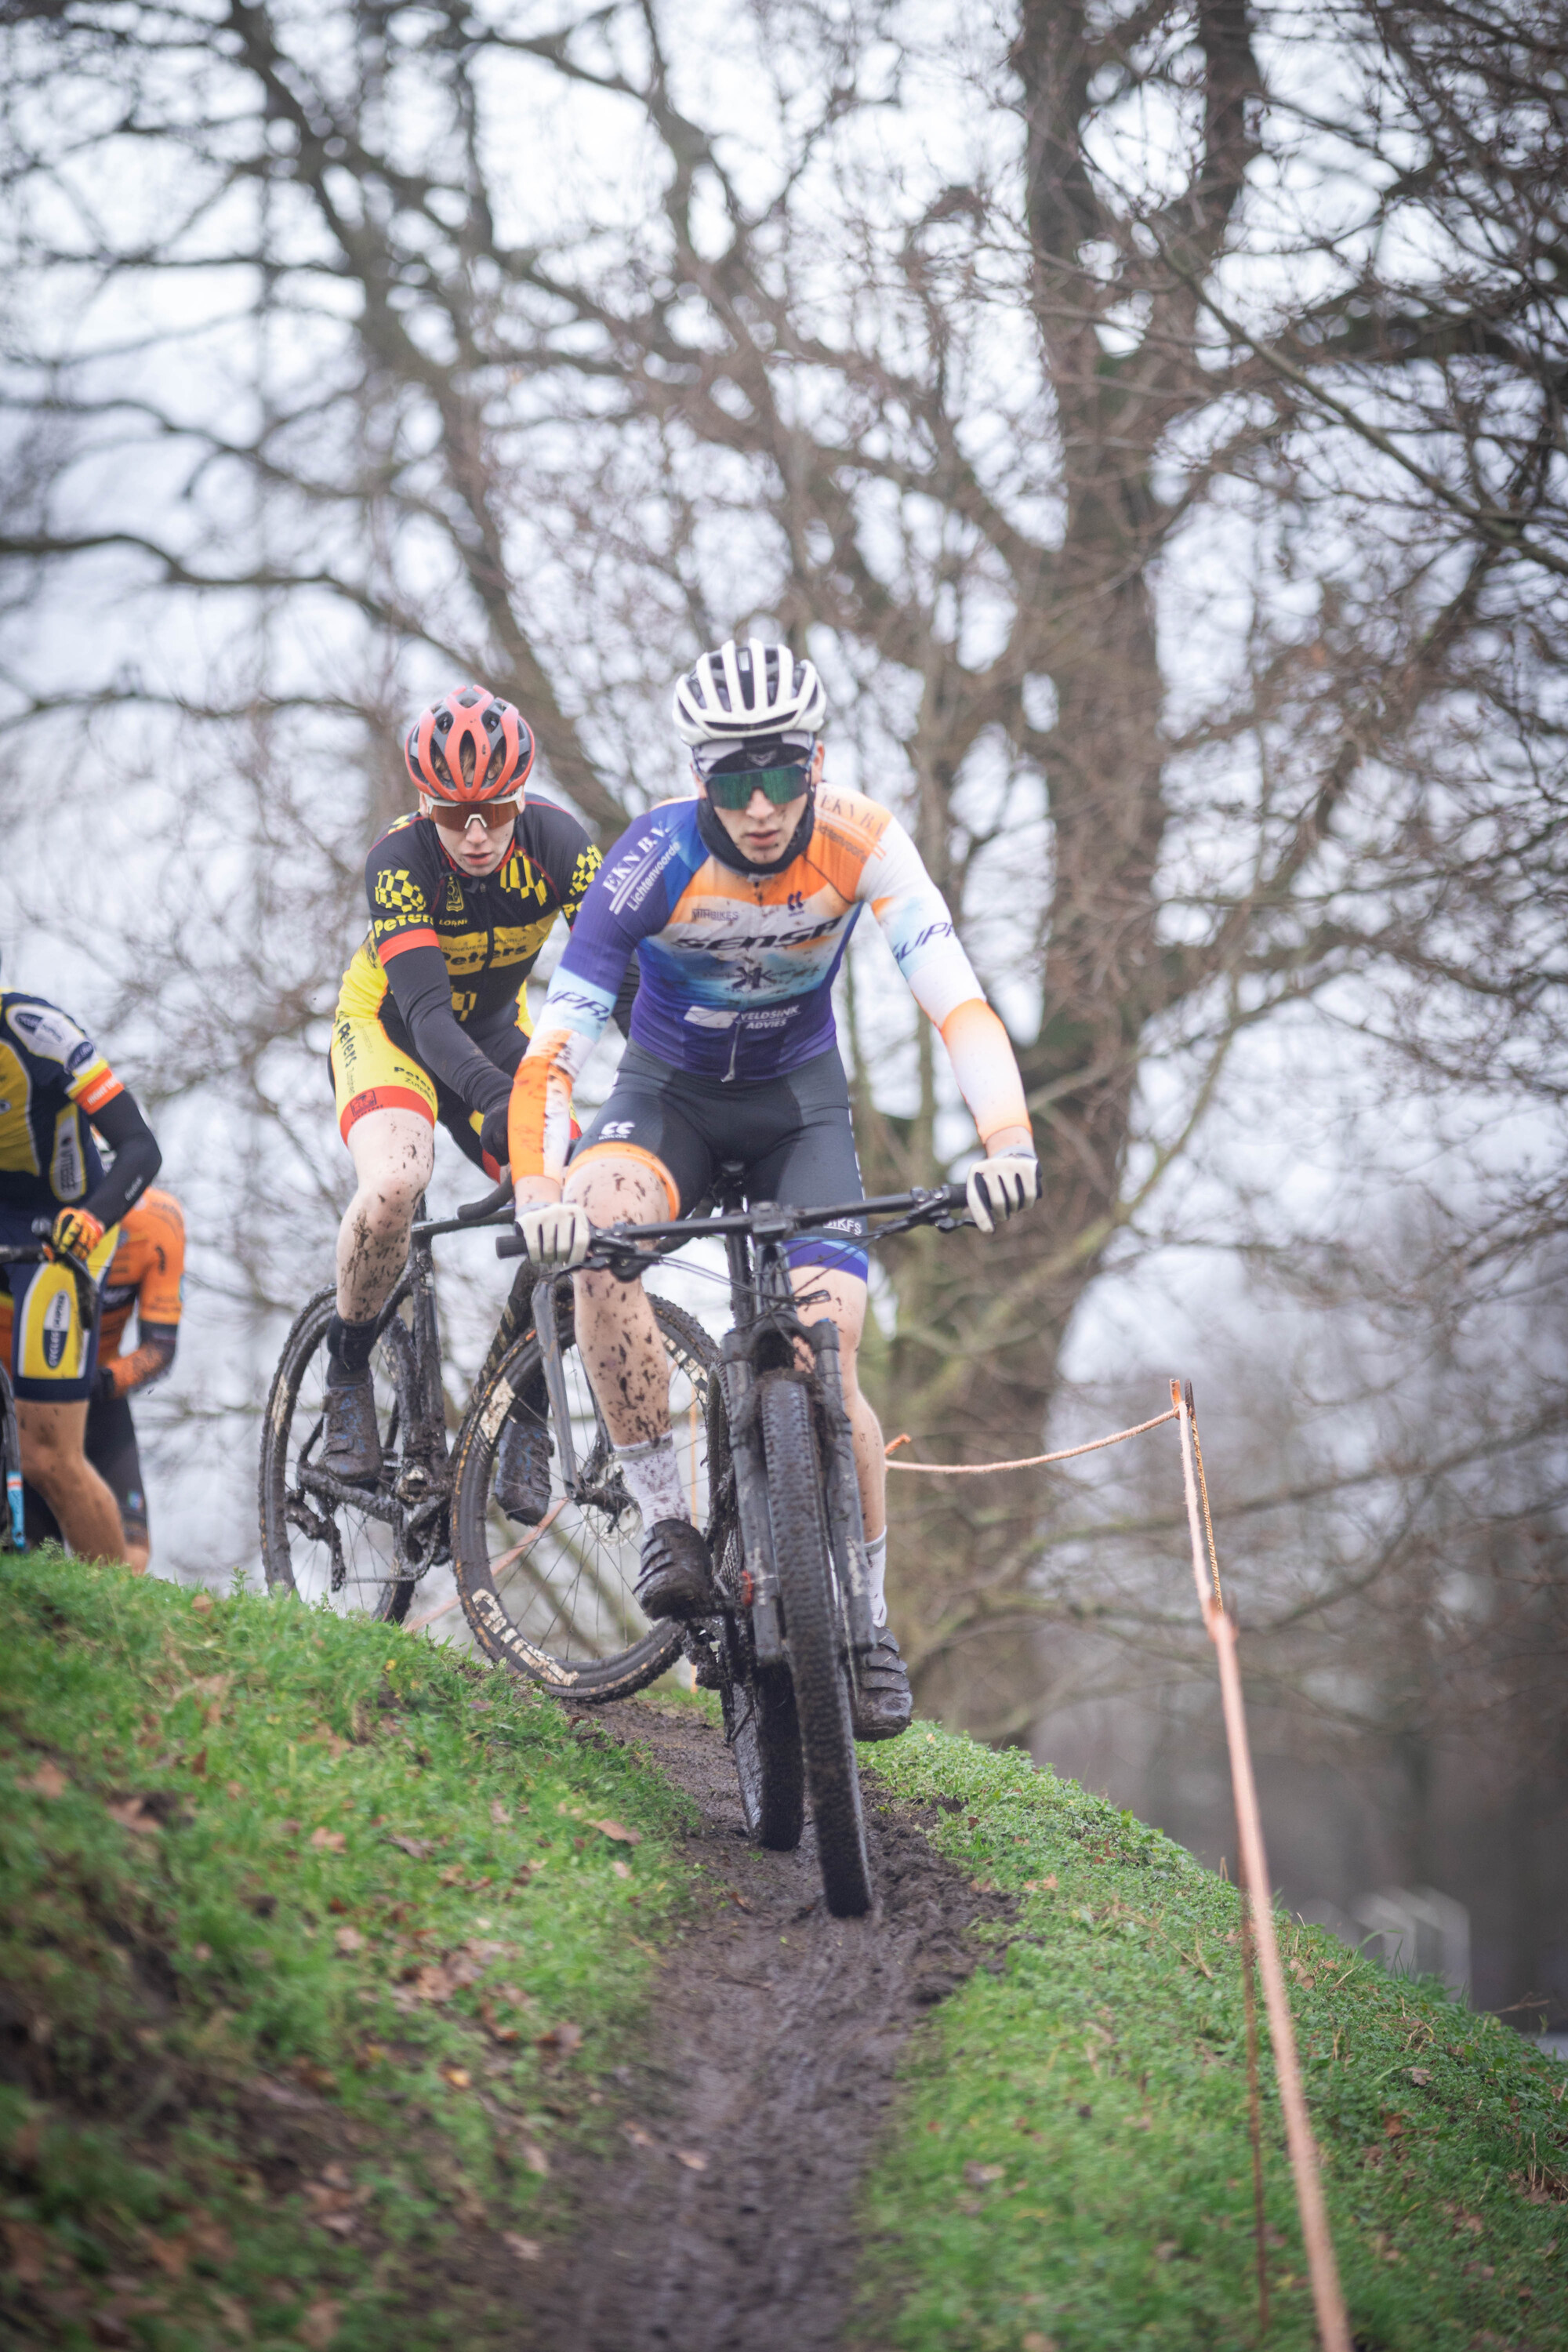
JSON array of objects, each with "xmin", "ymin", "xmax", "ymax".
[
  {"xmin": 615, "ymin": 1435, "xmax": 688, "ymax": 1528},
  {"xmin": 866, "ymin": 1529, "xmax": 889, "ymax": 1629}
]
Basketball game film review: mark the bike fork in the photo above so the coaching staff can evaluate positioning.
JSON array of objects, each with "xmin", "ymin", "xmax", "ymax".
[
  {"xmin": 532, "ymin": 1276, "xmax": 580, "ymax": 1493},
  {"xmin": 720, "ymin": 1332, "xmax": 785, "ymax": 1664}
]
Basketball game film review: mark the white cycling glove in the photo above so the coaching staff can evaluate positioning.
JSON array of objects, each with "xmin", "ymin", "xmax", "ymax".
[
  {"xmin": 966, "ymin": 1152, "xmax": 1041, "ymax": 1236},
  {"xmin": 515, "ymin": 1201, "xmax": 593, "ymax": 1269}
]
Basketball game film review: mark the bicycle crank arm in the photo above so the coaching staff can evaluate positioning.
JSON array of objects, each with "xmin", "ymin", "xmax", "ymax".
[{"xmin": 294, "ymin": 1465, "xmax": 401, "ymax": 1526}]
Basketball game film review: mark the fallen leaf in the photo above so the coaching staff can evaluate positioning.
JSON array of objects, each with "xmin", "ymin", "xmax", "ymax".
[
  {"xmin": 963, "ymin": 2161, "xmax": 1005, "ymax": 2188},
  {"xmin": 21, "ymin": 1762, "xmax": 68, "ymax": 1798},
  {"xmin": 1022, "ymin": 2336, "xmax": 1058, "ymax": 2352},
  {"xmin": 191, "ymin": 1592, "xmax": 216, "ymax": 1616},
  {"xmin": 412, "ymin": 1964, "xmax": 458, "ymax": 2003},
  {"xmin": 387, "ymin": 1834, "xmax": 435, "ymax": 1860},
  {"xmin": 440, "ymin": 2064, "xmax": 472, "ymax": 2090},
  {"xmin": 502, "ymin": 2231, "xmax": 541, "ymax": 2263},
  {"xmin": 142, "ymin": 2230, "xmax": 190, "ymax": 2278},
  {"xmin": 622, "ymin": 2122, "xmax": 655, "ymax": 2150},
  {"xmin": 589, "ymin": 1818, "xmax": 642, "ymax": 1846},
  {"xmin": 437, "ymin": 1863, "xmax": 466, "ymax": 1886},
  {"xmin": 107, "ymin": 1798, "xmax": 162, "ymax": 1837},
  {"xmin": 535, "ymin": 2021, "xmax": 583, "ymax": 2056},
  {"xmin": 674, "ymin": 2148, "xmax": 708, "ymax": 2171},
  {"xmin": 1409, "ymin": 2067, "xmax": 1431, "ymax": 2085},
  {"xmin": 1155, "ymin": 2239, "xmax": 1178, "ymax": 2262},
  {"xmin": 309, "ymin": 1828, "xmax": 347, "ymax": 1853},
  {"xmin": 188, "ymin": 1748, "xmax": 209, "ymax": 1777},
  {"xmin": 225, "ymin": 1781, "xmax": 244, "ymax": 1799},
  {"xmin": 334, "ymin": 1926, "xmax": 365, "ymax": 1955},
  {"xmin": 520, "ymin": 2140, "xmax": 550, "ymax": 2176},
  {"xmin": 612, "ymin": 1859, "xmax": 632, "ymax": 1881},
  {"xmin": 193, "ymin": 1944, "xmax": 212, "ymax": 1963},
  {"xmin": 297, "ymin": 2296, "xmax": 341, "ymax": 2350},
  {"xmin": 490, "ymin": 1800, "xmax": 511, "ymax": 1826}
]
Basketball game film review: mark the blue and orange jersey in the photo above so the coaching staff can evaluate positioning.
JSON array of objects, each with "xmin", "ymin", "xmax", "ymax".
[
  {"xmin": 0, "ymin": 993, "xmax": 125, "ymax": 1217},
  {"xmin": 510, "ymin": 785, "xmax": 1029, "ymax": 1179}
]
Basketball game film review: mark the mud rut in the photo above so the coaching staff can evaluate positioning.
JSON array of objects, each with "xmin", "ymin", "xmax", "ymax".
[{"xmin": 527, "ymin": 1697, "xmax": 1003, "ymax": 2352}]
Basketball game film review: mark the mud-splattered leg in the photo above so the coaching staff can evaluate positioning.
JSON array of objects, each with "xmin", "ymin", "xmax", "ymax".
[
  {"xmin": 562, "ymin": 1155, "xmax": 673, "ymax": 1446},
  {"xmin": 336, "ymin": 1107, "xmax": 435, "ymax": 1323}
]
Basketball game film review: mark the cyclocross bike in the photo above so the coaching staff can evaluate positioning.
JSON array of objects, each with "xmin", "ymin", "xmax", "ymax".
[
  {"xmin": 257, "ymin": 1178, "xmax": 519, "ymax": 1617},
  {"xmin": 449, "ymin": 1173, "xmax": 971, "ymax": 1918}
]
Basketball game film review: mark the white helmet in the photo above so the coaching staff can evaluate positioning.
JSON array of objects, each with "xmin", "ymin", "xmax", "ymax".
[{"xmin": 671, "ymin": 637, "xmax": 826, "ymax": 746}]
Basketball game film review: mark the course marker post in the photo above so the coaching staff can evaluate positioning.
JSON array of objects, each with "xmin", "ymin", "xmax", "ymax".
[{"xmin": 1172, "ymin": 1378, "xmax": 1351, "ymax": 2352}]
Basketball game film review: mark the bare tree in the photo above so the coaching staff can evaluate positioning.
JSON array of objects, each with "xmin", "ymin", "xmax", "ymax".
[{"xmin": 2, "ymin": 0, "xmax": 1566, "ymax": 1740}]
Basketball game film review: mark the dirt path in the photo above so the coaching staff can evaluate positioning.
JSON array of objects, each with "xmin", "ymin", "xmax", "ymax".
[{"xmin": 528, "ymin": 1697, "xmax": 1001, "ymax": 2352}]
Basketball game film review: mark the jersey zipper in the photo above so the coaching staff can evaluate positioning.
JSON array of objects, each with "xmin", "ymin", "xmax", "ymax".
[{"xmin": 723, "ymin": 1017, "xmax": 741, "ymax": 1083}]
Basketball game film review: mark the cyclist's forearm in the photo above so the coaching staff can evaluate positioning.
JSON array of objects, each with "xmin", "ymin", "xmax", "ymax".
[
  {"xmin": 107, "ymin": 1322, "xmax": 177, "ymax": 1399},
  {"xmin": 84, "ymin": 1087, "xmax": 162, "ymax": 1230},
  {"xmin": 934, "ymin": 999, "xmax": 1030, "ymax": 1151},
  {"xmin": 384, "ymin": 940, "xmax": 511, "ymax": 1116}
]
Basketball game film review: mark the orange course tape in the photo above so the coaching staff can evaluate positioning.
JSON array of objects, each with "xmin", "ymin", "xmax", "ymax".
[{"xmin": 884, "ymin": 1406, "xmax": 1178, "ymax": 1473}]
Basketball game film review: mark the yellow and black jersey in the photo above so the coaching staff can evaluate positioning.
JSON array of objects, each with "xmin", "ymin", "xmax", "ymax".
[
  {"xmin": 0, "ymin": 992, "xmax": 125, "ymax": 1217},
  {"xmin": 332, "ymin": 800, "xmax": 633, "ymax": 1142},
  {"xmin": 354, "ymin": 800, "xmax": 604, "ymax": 1030}
]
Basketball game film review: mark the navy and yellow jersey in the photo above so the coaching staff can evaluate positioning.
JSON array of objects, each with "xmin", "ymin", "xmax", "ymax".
[
  {"xmin": 332, "ymin": 800, "xmax": 633, "ymax": 1137},
  {"xmin": 0, "ymin": 992, "xmax": 124, "ymax": 1217},
  {"xmin": 350, "ymin": 800, "xmax": 602, "ymax": 1035}
]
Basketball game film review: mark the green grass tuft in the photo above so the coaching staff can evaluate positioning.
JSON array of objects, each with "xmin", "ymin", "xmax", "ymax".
[
  {"xmin": 853, "ymin": 1725, "xmax": 1567, "ymax": 2351},
  {"xmin": 0, "ymin": 1550, "xmax": 695, "ymax": 2350}
]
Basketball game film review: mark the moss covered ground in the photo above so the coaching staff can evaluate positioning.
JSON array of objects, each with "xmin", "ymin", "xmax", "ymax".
[{"xmin": 853, "ymin": 1728, "xmax": 1566, "ymax": 2351}]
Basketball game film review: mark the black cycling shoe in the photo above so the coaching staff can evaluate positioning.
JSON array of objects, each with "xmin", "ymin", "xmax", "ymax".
[
  {"xmin": 636, "ymin": 1519, "xmax": 717, "ymax": 1621},
  {"xmin": 494, "ymin": 1415, "xmax": 552, "ymax": 1525},
  {"xmin": 320, "ymin": 1367, "xmax": 383, "ymax": 1487},
  {"xmin": 850, "ymin": 1632, "xmax": 914, "ymax": 1742}
]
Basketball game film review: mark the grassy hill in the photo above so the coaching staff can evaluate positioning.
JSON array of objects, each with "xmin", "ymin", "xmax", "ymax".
[{"xmin": 1, "ymin": 1552, "xmax": 1562, "ymax": 2350}]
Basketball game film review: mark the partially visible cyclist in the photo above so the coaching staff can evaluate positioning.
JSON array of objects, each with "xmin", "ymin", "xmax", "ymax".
[
  {"xmin": 323, "ymin": 684, "xmax": 635, "ymax": 1490},
  {"xmin": 3, "ymin": 1186, "xmax": 183, "ymax": 1574},
  {"xmin": 0, "ymin": 954, "xmax": 162, "ymax": 1563},
  {"xmin": 506, "ymin": 638, "xmax": 1040, "ymax": 1740}
]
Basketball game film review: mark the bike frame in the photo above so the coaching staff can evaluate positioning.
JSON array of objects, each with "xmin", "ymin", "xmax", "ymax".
[{"xmin": 499, "ymin": 1177, "xmax": 968, "ymax": 1670}]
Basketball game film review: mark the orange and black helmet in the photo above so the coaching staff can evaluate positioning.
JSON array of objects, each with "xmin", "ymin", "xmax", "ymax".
[{"xmin": 404, "ymin": 684, "xmax": 535, "ymax": 804}]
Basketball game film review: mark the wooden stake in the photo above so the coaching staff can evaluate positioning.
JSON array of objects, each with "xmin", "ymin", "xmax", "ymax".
[{"xmin": 1172, "ymin": 1381, "xmax": 1352, "ymax": 2352}]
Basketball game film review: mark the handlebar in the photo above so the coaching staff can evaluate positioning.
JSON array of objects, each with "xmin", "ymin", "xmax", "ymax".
[
  {"xmin": 495, "ymin": 1181, "xmax": 971, "ymax": 1265},
  {"xmin": 456, "ymin": 1171, "xmax": 514, "ymax": 1222},
  {"xmin": 0, "ymin": 1244, "xmax": 49, "ymax": 1266}
]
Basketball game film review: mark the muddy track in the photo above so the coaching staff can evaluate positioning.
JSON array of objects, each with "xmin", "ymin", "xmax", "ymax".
[{"xmin": 528, "ymin": 1697, "xmax": 1005, "ymax": 2352}]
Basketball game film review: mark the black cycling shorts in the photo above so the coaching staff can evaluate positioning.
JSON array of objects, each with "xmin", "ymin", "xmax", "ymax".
[
  {"xmin": 572, "ymin": 1041, "xmax": 869, "ymax": 1279},
  {"xmin": 24, "ymin": 1391, "xmax": 148, "ymax": 1550}
]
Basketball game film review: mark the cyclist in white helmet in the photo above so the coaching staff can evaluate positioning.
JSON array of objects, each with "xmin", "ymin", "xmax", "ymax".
[{"xmin": 505, "ymin": 637, "xmax": 1040, "ymax": 1739}]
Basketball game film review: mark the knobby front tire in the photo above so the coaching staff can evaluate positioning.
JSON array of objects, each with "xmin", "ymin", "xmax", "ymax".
[
  {"xmin": 452, "ymin": 1293, "xmax": 717, "ymax": 1700},
  {"xmin": 258, "ymin": 1287, "xmax": 419, "ymax": 1622},
  {"xmin": 759, "ymin": 1377, "xmax": 873, "ymax": 1917}
]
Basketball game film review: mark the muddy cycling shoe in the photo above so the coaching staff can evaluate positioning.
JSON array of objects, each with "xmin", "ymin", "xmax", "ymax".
[
  {"xmin": 636, "ymin": 1519, "xmax": 717, "ymax": 1621},
  {"xmin": 320, "ymin": 1367, "xmax": 383, "ymax": 1487},
  {"xmin": 850, "ymin": 1632, "xmax": 914, "ymax": 1742},
  {"xmin": 494, "ymin": 1415, "xmax": 552, "ymax": 1525}
]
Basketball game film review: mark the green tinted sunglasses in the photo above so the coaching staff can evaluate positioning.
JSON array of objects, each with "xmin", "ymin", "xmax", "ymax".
[{"xmin": 703, "ymin": 764, "xmax": 810, "ymax": 810}]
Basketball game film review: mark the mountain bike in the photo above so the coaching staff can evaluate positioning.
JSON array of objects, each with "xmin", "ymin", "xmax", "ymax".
[{"xmin": 449, "ymin": 1174, "xmax": 971, "ymax": 1918}]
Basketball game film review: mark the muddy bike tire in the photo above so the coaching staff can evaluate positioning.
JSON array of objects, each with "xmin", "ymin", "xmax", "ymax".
[
  {"xmin": 710, "ymin": 1377, "xmax": 806, "ymax": 1848},
  {"xmin": 258, "ymin": 1287, "xmax": 419, "ymax": 1621},
  {"xmin": 452, "ymin": 1294, "xmax": 717, "ymax": 1700},
  {"xmin": 759, "ymin": 1377, "xmax": 873, "ymax": 1917}
]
